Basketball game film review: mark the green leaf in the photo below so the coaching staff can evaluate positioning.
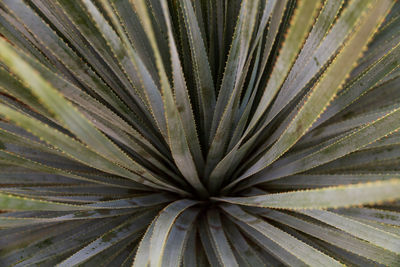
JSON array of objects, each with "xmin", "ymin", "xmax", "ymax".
[
  {"xmin": 215, "ymin": 179, "xmax": 400, "ymax": 209},
  {"xmin": 206, "ymin": 0, "xmax": 261, "ymax": 192},
  {"xmin": 0, "ymin": 104, "xmax": 169, "ymax": 190},
  {"xmin": 206, "ymin": 209, "xmax": 239, "ymax": 267},
  {"xmin": 0, "ymin": 39, "xmax": 158, "ymax": 179},
  {"xmin": 312, "ymin": 145, "xmax": 400, "ymax": 172},
  {"xmin": 215, "ymin": 0, "xmax": 362, "ymax": 189},
  {"xmin": 149, "ymin": 199, "xmax": 198, "ymax": 267},
  {"xmin": 345, "ymin": 216, "xmax": 400, "ymax": 237},
  {"xmin": 182, "ymin": 227, "xmax": 197, "ymax": 267},
  {"xmin": 9, "ymin": 43, "xmax": 167, "ymax": 160},
  {"xmin": 0, "ymin": 150, "xmax": 141, "ymax": 189},
  {"xmin": 0, "ymin": 209, "xmax": 136, "ymax": 228},
  {"xmin": 36, "ymin": 0, "xmax": 149, "ymax": 116},
  {"xmin": 206, "ymin": 0, "xmax": 288, "ymax": 181},
  {"xmin": 86, "ymin": 193, "xmax": 176, "ymax": 209},
  {"xmin": 295, "ymin": 102, "xmax": 400, "ymax": 149},
  {"xmin": 299, "ymin": 209, "xmax": 400, "ymax": 254},
  {"xmin": 11, "ymin": 216, "xmax": 129, "ymax": 266},
  {"xmin": 220, "ymin": 204, "xmax": 342, "ymax": 266},
  {"xmin": 245, "ymin": 0, "xmax": 321, "ymax": 132},
  {"xmin": 80, "ymin": 0, "xmax": 167, "ymax": 137},
  {"xmin": 245, "ymin": 105, "xmax": 400, "ymax": 187},
  {"xmin": 265, "ymin": 174, "xmax": 399, "ymax": 190},
  {"xmin": 158, "ymin": 0, "xmax": 205, "ymax": 175},
  {"xmin": 58, "ymin": 211, "xmax": 156, "ymax": 266},
  {"xmin": 314, "ymin": 41, "xmax": 400, "ymax": 129},
  {"xmin": 0, "ymin": 0, "xmax": 399, "ymax": 265},
  {"xmin": 111, "ymin": 0, "xmax": 158, "ymax": 81},
  {"xmin": 266, "ymin": 0, "xmax": 368, "ymax": 126},
  {"xmin": 0, "ymin": 193, "xmax": 92, "ymax": 211},
  {"xmin": 231, "ymin": 219, "xmax": 306, "ymax": 266},
  {"xmin": 334, "ymin": 207, "xmax": 400, "ymax": 226},
  {"xmin": 253, "ymin": 208, "xmax": 400, "ymax": 265},
  {"xmin": 198, "ymin": 216, "xmax": 221, "ymax": 267},
  {"xmin": 179, "ymin": 0, "xmax": 216, "ymax": 142},
  {"xmin": 161, "ymin": 208, "xmax": 200, "ymax": 266},
  {"xmin": 240, "ymin": 0, "xmax": 394, "ymax": 181},
  {"xmin": 80, "ymin": 234, "xmax": 139, "ymax": 267},
  {"xmin": 223, "ymin": 218, "xmax": 265, "ymax": 267},
  {"xmin": 0, "ymin": 66, "xmax": 51, "ymax": 118},
  {"xmin": 133, "ymin": 0, "xmax": 208, "ymax": 197},
  {"xmin": 3, "ymin": 0, "xmax": 143, "ymax": 129},
  {"xmin": 132, "ymin": 218, "xmax": 156, "ymax": 267}
]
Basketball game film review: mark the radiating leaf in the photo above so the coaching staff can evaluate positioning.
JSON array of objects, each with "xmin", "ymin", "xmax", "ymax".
[{"xmin": 216, "ymin": 179, "xmax": 400, "ymax": 209}]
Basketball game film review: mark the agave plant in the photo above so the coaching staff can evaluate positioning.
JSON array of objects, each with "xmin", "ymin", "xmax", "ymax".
[{"xmin": 0, "ymin": 0, "xmax": 400, "ymax": 266}]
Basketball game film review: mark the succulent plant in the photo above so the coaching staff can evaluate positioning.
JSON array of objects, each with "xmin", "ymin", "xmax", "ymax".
[{"xmin": 0, "ymin": 0, "xmax": 399, "ymax": 266}]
